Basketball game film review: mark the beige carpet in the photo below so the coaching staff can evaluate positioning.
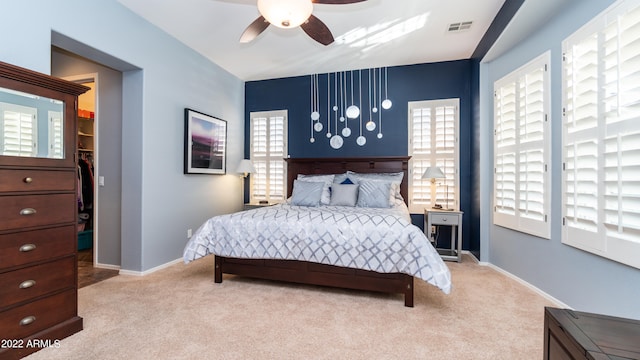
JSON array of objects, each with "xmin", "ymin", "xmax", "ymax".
[{"xmin": 27, "ymin": 254, "xmax": 554, "ymax": 359}]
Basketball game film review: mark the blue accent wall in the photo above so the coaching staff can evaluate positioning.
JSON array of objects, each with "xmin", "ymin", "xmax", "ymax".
[{"xmin": 245, "ymin": 60, "xmax": 475, "ymax": 253}]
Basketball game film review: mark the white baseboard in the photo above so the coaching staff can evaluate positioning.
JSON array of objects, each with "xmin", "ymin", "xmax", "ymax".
[
  {"xmin": 118, "ymin": 258, "xmax": 183, "ymax": 277},
  {"xmin": 477, "ymin": 260, "xmax": 571, "ymax": 309},
  {"xmin": 94, "ymin": 262, "xmax": 120, "ymax": 271}
]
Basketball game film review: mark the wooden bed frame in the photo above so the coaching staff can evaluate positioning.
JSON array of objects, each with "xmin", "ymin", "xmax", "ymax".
[{"xmin": 214, "ymin": 156, "xmax": 415, "ymax": 307}]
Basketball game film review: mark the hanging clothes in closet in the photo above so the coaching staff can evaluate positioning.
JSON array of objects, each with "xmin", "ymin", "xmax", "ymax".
[{"xmin": 77, "ymin": 153, "xmax": 94, "ymax": 212}]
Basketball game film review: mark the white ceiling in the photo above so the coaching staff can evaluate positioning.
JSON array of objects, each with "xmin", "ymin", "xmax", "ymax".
[{"xmin": 116, "ymin": 0, "xmax": 572, "ymax": 81}]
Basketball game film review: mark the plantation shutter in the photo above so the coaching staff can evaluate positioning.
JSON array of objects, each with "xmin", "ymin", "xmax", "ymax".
[
  {"xmin": 562, "ymin": 0, "xmax": 640, "ymax": 269},
  {"xmin": 408, "ymin": 99, "xmax": 459, "ymax": 213},
  {"xmin": 48, "ymin": 111, "xmax": 63, "ymax": 158},
  {"xmin": 518, "ymin": 66, "xmax": 546, "ymax": 223},
  {"xmin": 0, "ymin": 102, "xmax": 37, "ymax": 157},
  {"xmin": 494, "ymin": 52, "xmax": 550, "ymax": 239},
  {"xmin": 250, "ymin": 110, "xmax": 287, "ymax": 203},
  {"xmin": 494, "ymin": 81, "xmax": 517, "ymax": 217}
]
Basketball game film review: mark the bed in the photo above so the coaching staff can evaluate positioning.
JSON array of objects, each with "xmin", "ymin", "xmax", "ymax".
[{"xmin": 183, "ymin": 157, "xmax": 451, "ymax": 307}]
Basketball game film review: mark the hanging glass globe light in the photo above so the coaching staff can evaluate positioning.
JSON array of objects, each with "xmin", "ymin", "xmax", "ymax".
[
  {"xmin": 310, "ymin": 137, "xmax": 315, "ymax": 143},
  {"xmin": 381, "ymin": 99, "xmax": 392, "ymax": 110},
  {"xmin": 366, "ymin": 120, "xmax": 376, "ymax": 131},
  {"xmin": 342, "ymin": 127, "xmax": 351, "ymax": 137},
  {"xmin": 314, "ymin": 122, "xmax": 323, "ymax": 132},
  {"xmin": 333, "ymin": 105, "xmax": 338, "ymax": 111},
  {"xmin": 330, "ymin": 135, "xmax": 344, "ymax": 149},
  {"xmin": 377, "ymin": 133, "xmax": 383, "ymax": 139},
  {"xmin": 372, "ymin": 106, "xmax": 378, "ymax": 113},
  {"xmin": 311, "ymin": 111, "xmax": 320, "ymax": 121},
  {"xmin": 346, "ymin": 105, "xmax": 360, "ymax": 119},
  {"xmin": 356, "ymin": 136, "xmax": 366, "ymax": 146},
  {"xmin": 326, "ymin": 132, "xmax": 332, "ymax": 138}
]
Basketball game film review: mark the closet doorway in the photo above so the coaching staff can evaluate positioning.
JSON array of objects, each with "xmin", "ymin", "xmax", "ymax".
[{"xmin": 52, "ymin": 41, "xmax": 128, "ymax": 285}]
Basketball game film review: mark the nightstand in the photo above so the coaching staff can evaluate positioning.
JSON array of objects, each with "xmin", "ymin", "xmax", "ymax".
[
  {"xmin": 243, "ymin": 202, "xmax": 272, "ymax": 210},
  {"xmin": 425, "ymin": 209, "xmax": 463, "ymax": 262}
]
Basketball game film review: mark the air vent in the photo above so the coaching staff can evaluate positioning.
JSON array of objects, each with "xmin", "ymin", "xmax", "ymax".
[{"xmin": 448, "ymin": 21, "xmax": 473, "ymax": 32}]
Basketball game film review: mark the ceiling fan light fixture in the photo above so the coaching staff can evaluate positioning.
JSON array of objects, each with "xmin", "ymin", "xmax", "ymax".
[{"xmin": 257, "ymin": 0, "xmax": 313, "ymax": 29}]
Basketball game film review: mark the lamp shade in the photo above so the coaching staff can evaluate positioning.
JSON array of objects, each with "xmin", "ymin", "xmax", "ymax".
[
  {"xmin": 257, "ymin": 0, "xmax": 313, "ymax": 28},
  {"xmin": 236, "ymin": 159, "xmax": 256, "ymax": 175},
  {"xmin": 422, "ymin": 166, "xmax": 445, "ymax": 179}
]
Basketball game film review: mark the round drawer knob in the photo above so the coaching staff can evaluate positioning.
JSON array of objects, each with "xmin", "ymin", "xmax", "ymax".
[
  {"xmin": 19, "ymin": 243, "xmax": 36, "ymax": 252},
  {"xmin": 23, "ymin": 177, "xmax": 33, "ymax": 184},
  {"xmin": 19, "ymin": 280, "xmax": 36, "ymax": 289},
  {"xmin": 19, "ymin": 316, "xmax": 36, "ymax": 326}
]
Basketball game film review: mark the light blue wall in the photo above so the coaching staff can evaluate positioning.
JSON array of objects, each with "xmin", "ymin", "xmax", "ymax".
[
  {"xmin": 1, "ymin": 0, "xmax": 245, "ymax": 272},
  {"xmin": 480, "ymin": 0, "xmax": 640, "ymax": 319}
]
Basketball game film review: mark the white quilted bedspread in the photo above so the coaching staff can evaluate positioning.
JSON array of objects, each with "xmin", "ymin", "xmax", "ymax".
[{"xmin": 183, "ymin": 203, "xmax": 451, "ymax": 294}]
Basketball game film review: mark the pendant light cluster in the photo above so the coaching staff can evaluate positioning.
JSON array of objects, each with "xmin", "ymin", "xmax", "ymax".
[{"xmin": 309, "ymin": 67, "xmax": 392, "ymax": 149}]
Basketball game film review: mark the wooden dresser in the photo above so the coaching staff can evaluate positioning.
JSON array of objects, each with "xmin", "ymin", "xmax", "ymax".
[
  {"xmin": 544, "ymin": 307, "xmax": 640, "ymax": 360},
  {"xmin": 0, "ymin": 61, "xmax": 89, "ymax": 359}
]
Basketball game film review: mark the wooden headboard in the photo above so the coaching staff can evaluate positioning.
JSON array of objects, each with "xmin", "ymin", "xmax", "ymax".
[{"xmin": 285, "ymin": 157, "xmax": 411, "ymax": 204}]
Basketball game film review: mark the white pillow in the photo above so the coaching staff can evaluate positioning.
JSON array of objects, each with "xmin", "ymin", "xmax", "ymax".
[{"xmin": 297, "ymin": 174, "xmax": 334, "ymax": 205}]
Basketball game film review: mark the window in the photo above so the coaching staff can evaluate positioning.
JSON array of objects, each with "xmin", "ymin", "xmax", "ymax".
[
  {"xmin": 250, "ymin": 110, "xmax": 288, "ymax": 203},
  {"xmin": 493, "ymin": 52, "xmax": 551, "ymax": 239},
  {"xmin": 0, "ymin": 102, "xmax": 37, "ymax": 157},
  {"xmin": 562, "ymin": 0, "xmax": 640, "ymax": 269},
  {"xmin": 408, "ymin": 99, "xmax": 459, "ymax": 213}
]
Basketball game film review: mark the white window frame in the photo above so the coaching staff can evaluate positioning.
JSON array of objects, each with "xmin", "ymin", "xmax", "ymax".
[
  {"xmin": 249, "ymin": 110, "xmax": 288, "ymax": 204},
  {"xmin": 562, "ymin": 0, "xmax": 640, "ymax": 270},
  {"xmin": 407, "ymin": 98, "xmax": 460, "ymax": 214},
  {"xmin": 0, "ymin": 102, "xmax": 37, "ymax": 157},
  {"xmin": 493, "ymin": 51, "xmax": 551, "ymax": 239}
]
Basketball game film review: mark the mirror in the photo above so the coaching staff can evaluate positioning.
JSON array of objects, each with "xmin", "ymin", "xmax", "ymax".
[{"xmin": 0, "ymin": 86, "xmax": 65, "ymax": 159}]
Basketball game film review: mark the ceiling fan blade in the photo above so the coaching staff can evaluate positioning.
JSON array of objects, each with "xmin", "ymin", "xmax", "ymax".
[
  {"xmin": 240, "ymin": 16, "xmax": 270, "ymax": 43},
  {"xmin": 313, "ymin": 0, "xmax": 366, "ymax": 4},
  {"xmin": 300, "ymin": 14, "xmax": 334, "ymax": 46}
]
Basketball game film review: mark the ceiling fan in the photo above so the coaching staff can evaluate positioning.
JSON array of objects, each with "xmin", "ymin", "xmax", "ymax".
[{"xmin": 240, "ymin": 0, "xmax": 367, "ymax": 46}]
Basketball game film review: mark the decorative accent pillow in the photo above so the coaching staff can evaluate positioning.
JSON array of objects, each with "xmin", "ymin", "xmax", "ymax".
[
  {"xmin": 297, "ymin": 174, "xmax": 335, "ymax": 205},
  {"xmin": 340, "ymin": 177, "xmax": 354, "ymax": 185},
  {"xmin": 329, "ymin": 184, "xmax": 359, "ymax": 206},
  {"xmin": 347, "ymin": 171, "xmax": 404, "ymax": 203},
  {"xmin": 290, "ymin": 180, "xmax": 324, "ymax": 207},
  {"xmin": 356, "ymin": 180, "xmax": 392, "ymax": 208}
]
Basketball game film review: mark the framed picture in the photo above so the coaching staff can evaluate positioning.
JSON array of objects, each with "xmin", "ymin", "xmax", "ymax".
[{"xmin": 184, "ymin": 108, "xmax": 227, "ymax": 174}]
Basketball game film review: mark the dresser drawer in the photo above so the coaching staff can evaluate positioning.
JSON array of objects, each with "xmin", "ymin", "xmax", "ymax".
[
  {"xmin": 0, "ymin": 289, "xmax": 77, "ymax": 340},
  {"xmin": 0, "ymin": 225, "xmax": 76, "ymax": 269},
  {"xmin": 0, "ymin": 169, "xmax": 75, "ymax": 193},
  {"xmin": 0, "ymin": 193, "xmax": 76, "ymax": 230},
  {"xmin": 430, "ymin": 214, "xmax": 459, "ymax": 225},
  {"xmin": 0, "ymin": 256, "xmax": 75, "ymax": 308}
]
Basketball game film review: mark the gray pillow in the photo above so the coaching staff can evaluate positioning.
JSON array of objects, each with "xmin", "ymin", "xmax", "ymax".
[
  {"xmin": 329, "ymin": 184, "xmax": 359, "ymax": 206},
  {"xmin": 357, "ymin": 180, "xmax": 392, "ymax": 208},
  {"xmin": 297, "ymin": 174, "xmax": 335, "ymax": 205},
  {"xmin": 290, "ymin": 180, "xmax": 324, "ymax": 207},
  {"xmin": 347, "ymin": 171, "xmax": 404, "ymax": 203}
]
